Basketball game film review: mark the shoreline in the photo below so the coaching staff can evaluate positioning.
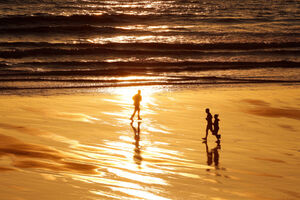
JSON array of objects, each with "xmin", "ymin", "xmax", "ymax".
[{"xmin": 0, "ymin": 82, "xmax": 299, "ymax": 96}]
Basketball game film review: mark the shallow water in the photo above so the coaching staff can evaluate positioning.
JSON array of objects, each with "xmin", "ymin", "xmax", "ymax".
[{"xmin": 0, "ymin": 85, "xmax": 299, "ymax": 200}]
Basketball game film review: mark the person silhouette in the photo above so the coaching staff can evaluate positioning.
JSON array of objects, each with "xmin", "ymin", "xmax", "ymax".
[
  {"xmin": 202, "ymin": 108, "xmax": 213, "ymax": 140},
  {"xmin": 213, "ymin": 114, "xmax": 221, "ymax": 141},
  {"xmin": 130, "ymin": 90, "xmax": 142, "ymax": 121},
  {"xmin": 130, "ymin": 121, "xmax": 142, "ymax": 166}
]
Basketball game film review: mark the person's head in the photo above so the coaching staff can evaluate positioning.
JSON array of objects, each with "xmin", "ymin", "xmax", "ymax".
[
  {"xmin": 138, "ymin": 90, "xmax": 141, "ymax": 94},
  {"xmin": 214, "ymin": 114, "xmax": 219, "ymax": 119},
  {"xmin": 205, "ymin": 108, "xmax": 210, "ymax": 113}
]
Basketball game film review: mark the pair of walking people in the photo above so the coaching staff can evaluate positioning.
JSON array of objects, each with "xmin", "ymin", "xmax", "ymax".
[
  {"xmin": 203, "ymin": 108, "xmax": 220, "ymax": 141},
  {"xmin": 129, "ymin": 91, "xmax": 221, "ymax": 141}
]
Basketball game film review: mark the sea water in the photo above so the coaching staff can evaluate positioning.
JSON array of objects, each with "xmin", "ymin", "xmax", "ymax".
[{"xmin": 0, "ymin": 0, "xmax": 299, "ymax": 93}]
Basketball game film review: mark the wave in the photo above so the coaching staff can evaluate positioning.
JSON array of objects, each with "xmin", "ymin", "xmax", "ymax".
[
  {"xmin": 1, "ymin": 61, "xmax": 299, "ymax": 76},
  {"xmin": 0, "ymin": 25, "xmax": 146, "ymax": 35},
  {"xmin": 0, "ymin": 14, "xmax": 290, "ymax": 27},
  {"xmin": 0, "ymin": 47, "xmax": 299, "ymax": 59},
  {"xmin": 0, "ymin": 14, "xmax": 169, "ymax": 26},
  {"xmin": 1, "ymin": 25, "xmax": 299, "ymax": 38},
  {"xmin": 0, "ymin": 76, "xmax": 299, "ymax": 92},
  {"xmin": 14, "ymin": 60, "xmax": 300, "ymax": 68},
  {"xmin": 1, "ymin": 41, "xmax": 299, "ymax": 50}
]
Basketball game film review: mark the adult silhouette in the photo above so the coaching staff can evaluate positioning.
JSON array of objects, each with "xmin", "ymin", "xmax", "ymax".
[
  {"xmin": 202, "ymin": 108, "xmax": 213, "ymax": 140},
  {"xmin": 130, "ymin": 90, "xmax": 142, "ymax": 121},
  {"xmin": 130, "ymin": 121, "xmax": 142, "ymax": 166}
]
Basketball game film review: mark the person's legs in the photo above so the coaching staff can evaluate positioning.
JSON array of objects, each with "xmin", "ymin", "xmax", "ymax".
[
  {"xmin": 212, "ymin": 127, "xmax": 215, "ymax": 136},
  {"xmin": 214, "ymin": 130, "xmax": 218, "ymax": 139},
  {"xmin": 209, "ymin": 125, "xmax": 213, "ymax": 134},
  {"xmin": 214, "ymin": 127, "xmax": 220, "ymax": 140},
  {"xmin": 203, "ymin": 125, "xmax": 209, "ymax": 139},
  {"xmin": 130, "ymin": 108, "xmax": 137, "ymax": 120},
  {"xmin": 137, "ymin": 107, "xmax": 141, "ymax": 119},
  {"xmin": 203, "ymin": 123, "xmax": 213, "ymax": 140}
]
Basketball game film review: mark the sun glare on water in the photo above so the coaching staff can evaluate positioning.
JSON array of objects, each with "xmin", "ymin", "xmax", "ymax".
[{"xmin": 104, "ymin": 85, "xmax": 161, "ymax": 107}]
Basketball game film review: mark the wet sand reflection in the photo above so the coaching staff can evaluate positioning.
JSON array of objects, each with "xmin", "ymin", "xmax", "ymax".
[
  {"xmin": 130, "ymin": 121, "xmax": 143, "ymax": 166},
  {"xmin": 1, "ymin": 87, "xmax": 300, "ymax": 200},
  {"xmin": 203, "ymin": 141, "xmax": 221, "ymax": 170},
  {"xmin": 0, "ymin": 134, "xmax": 99, "ymax": 175},
  {"xmin": 241, "ymin": 99, "xmax": 300, "ymax": 120}
]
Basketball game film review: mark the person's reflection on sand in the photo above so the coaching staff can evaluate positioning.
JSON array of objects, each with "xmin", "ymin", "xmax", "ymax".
[
  {"xmin": 130, "ymin": 121, "xmax": 142, "ymax": 166},
  {"xmin": 203, "ymin": 141, "xmax": 221, "ymax": 170}
]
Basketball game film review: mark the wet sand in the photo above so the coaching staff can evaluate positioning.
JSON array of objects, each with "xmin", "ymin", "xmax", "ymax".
[{"xmin": 0, "ymin": 85, "xmax": 300, "ymax": 200}]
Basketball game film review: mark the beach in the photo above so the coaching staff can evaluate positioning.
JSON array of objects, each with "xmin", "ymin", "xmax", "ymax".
[
  {"xmin": 0, "ymin": 84, "xmax": 299, "ymax": 200},
  {"xmin": 1, "ymin": 1, "xmax": 300, "ymax": 199}
]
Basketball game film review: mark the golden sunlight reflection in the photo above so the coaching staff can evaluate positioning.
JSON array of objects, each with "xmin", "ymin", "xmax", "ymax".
[
  {"xmin": 102, "ymin": 86, "xmax": 161, "ymax": 108},
  {"xmin": 88, "ymin": 35, "xmax": 187, "ymax": 44},
  {"xmin": 110, "ymin": 187, "xmax": 171, "ymax": 200},
  {"xmin": 75, "ymin": 143, "xmax": 169, "ymax": 175},
  {"xmin": 72, "ymin": 175, "xmax": 143, "ymax": 190},
  {"xmin": 108, "ymin": 168, "xmax": 168, "ymax": 185},
  {"xmin": 114, "ymin": 24, "xmax": 198, "ymax": 33},
  {"xmin": 56, "ymin": 112, "xmax": 99, "ymax": 123}
]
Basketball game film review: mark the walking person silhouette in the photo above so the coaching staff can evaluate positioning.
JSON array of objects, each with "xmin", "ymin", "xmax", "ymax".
[
  {"xmin": 213, "ymin": 114, "xmax": 221, "ymax": 141},
  {"xmin": 130, "ymin": 90, "xmax": 142, "ymax": 121},
  {"xmin": 202, "ymin": 108, "xmax": 213, "ymax": 140}
]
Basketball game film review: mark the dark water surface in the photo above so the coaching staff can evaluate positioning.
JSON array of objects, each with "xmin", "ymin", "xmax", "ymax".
[{"xmin": 0, "ymin": 0, "xmax": 299, "ymax": 91}]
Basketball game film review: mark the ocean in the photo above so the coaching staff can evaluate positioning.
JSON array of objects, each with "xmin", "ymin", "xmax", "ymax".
[{"xmin": 0, "ymin": 0, "xmax": 299, "ymax": 93}]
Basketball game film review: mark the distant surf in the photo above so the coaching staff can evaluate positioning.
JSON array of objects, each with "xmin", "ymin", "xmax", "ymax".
[{"xmin": 0, "ymin": 0, "xmax": 299, "ymax": 94}]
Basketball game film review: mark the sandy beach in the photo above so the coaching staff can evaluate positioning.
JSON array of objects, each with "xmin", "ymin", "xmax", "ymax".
[
  {"xmin": 0, "ymin": 84, "xmax": 299, "ymax": 200},
  {"xmin": 1, "ymin": 0, "xmax": 299, "ymax": 199}
]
